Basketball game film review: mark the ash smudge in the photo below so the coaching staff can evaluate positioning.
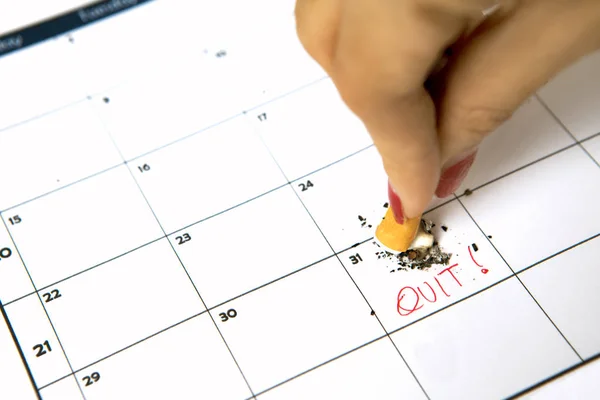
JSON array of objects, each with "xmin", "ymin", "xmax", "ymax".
[
  {"xmin": 375, "ymin": 219, "xmax": 452, "ymax": 271},
  {"xmin": 378, "ymin": 244, "xmax": 452, "ymax": 271}
]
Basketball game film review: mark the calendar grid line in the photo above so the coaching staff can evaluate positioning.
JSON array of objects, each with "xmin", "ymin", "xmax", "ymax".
[
  {"xmin": 254, "ymin": 132, "xmax": 432, "ymax": 400},
  {"xmin": 89, "ymin": 98, "xmax": 261, "ymax": 397},
  {"xmin": 1, "ymin": 227, "xmax": 371, "ymax": 312},
  {"xmin": 456, "ymin": 197, "xmax": 584, "ymax": 361},
  {"xmin": 0, "ymin": 218, "xmax": 88, "ymax": 399},
  {"xmin": 29, "ymin": 229, "xmax": 599, "ymax": 396},
  {"xmin": 37, "ymin": 308, "xmax": 209, "ymax": 391},
  {"xmin": 0, "ymin": 299, "xmax": 41, "ymax": 400},
  {"xmin": 242, "ymin": 76, "xmax": 330, "ymax": 114},
  {"xmin": 255, "ymin": 273, "xmax": 563, "ymax": 398},
  {"xmin": 167, "ymin": 183, "xmax": 289, "ymax": 236},
  {"xmin": 0, "ymin": 97, "xmax": 89, "ymax": 137},
  {"xmin": 2, "ymin": 76, "xmax": 332, "ymax": 215},
  {"xmin": 252, "ymin": 334, "xmax": 389, "ymax": 397},
  {"xmin": 120, "ymin": 76, "xmax": 330, "ymax": 165},
  {"xmin": 516, "ymin": 232, "xmax": 600, "ymax": 276},
  {"xmin": 1, "ymin": 6, "xmax": 598, "ymax": 399},
  {"xmin": 579, "ymin": 131, "xmax": 600, "ymax": 143},
  {"xmin": 0, "ymin": 95, "xmax": 584, "ymax": 224},
  {"xmin": 388, "ymin": 275, "xmax": 514, "ymax": 336},
  {"xmin": 0, "ymin": 161, "xmax": 125, "ymax": 214},
  {"xmin": 5, "ymin": 149, "xmax": 592, "ymax": 396},
  {"xmin": 286, "ymin": 143, "xmax": 374, "ymax": 184},
  {"xmin": 33, "ymin": 236, "xmax": 374, "ymax": 393},
  {"xmin": 535, "ymin": 94, "xmax": 600, "ymax": 168},
  {"xmin": 120, "ymin": 163, "xmax": 258, "ymax": 398},
  {"xmin": 1, "ymin": 235, "xmax": 165, "ymax": 307},
  {"xmin": 208, "ymin": 251, "xmax": 339, "ymax": 311},
  {"xmin": 505, "ymin": 351, "xmax": 599, "ymax": 400},
  {"xmin": 453, "ymin": 141, "xmax": 579, "ymax": 199}
]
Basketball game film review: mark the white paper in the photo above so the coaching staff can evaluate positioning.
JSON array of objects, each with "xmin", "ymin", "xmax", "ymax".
[{"xmin": 1, "ymin": 1, "xmax": 599, "ymax": 399}]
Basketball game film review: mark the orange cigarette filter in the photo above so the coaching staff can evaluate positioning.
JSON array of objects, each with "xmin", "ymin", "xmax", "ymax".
[{"xmin": 375, "ymin": 207, "xmax": 421, "ymax": 253}]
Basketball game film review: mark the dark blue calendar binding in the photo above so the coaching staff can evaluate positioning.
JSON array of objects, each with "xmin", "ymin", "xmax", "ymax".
[{"xmin": 0, "ymin": 0, "xmax": 153, "ymax": 58}]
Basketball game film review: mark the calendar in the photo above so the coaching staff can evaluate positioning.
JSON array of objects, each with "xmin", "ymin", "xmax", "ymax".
[{"xmin": 0, "ymin": 1, "xmax": 599, "ymax": 399}]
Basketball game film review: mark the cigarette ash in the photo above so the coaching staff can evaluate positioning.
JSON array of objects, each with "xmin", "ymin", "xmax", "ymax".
[
  {"xmin": 355, "ymin": 204, "xmax": 452, "ymax": 271},
  {"xmin": 357, "ymin": 215, "xmax": 373, "ymax": 229},
  {"xmin": 366, "ymin": 214, "xmax": 452, "ymax": 271},
  {"xmin": 373, "ymin": 230, "xmax": 452, "ymax": 272}
]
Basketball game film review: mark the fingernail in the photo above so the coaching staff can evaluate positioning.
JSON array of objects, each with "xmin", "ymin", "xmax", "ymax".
[
  {"xmin": 435, "ymin": 151, "xmax": 477, "ymax": 198},
  {"xmin": 387, "ymin": 181, "xmax": 405, "ymax": 224}
]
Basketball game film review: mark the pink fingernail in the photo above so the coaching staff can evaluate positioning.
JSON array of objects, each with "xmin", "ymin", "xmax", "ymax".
[
  {"xmin": 388, "ymin": 181, "xmax": 405, "ymax": 224},
  {"xmin": 435, "ymin": 152, "xmax": 477, "ymax": 198}
]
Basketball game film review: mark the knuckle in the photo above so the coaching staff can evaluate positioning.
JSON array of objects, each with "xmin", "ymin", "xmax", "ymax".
[{"xmin": 446, "ymin": 104, "xmax": 513, "ymax": 140}]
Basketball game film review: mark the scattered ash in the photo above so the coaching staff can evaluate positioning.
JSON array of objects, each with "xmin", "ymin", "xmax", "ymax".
[
  {"xmin": 357, "ymin": 215, "xmax": 373, "ymax": 229},
  {"xmin": 373, "ymin": 219, "xmax": 452, "ymax": 271},
  {"xmin": 441, "ymin": 226, "xmax": 448, "ymax": 232},
  {"xmin": 472, "ymin": 243, "xmax": 479, "ymax": 252},
  {"xmin": 377, "ymin": 244, "xmax": 452, "ymax": 271}
]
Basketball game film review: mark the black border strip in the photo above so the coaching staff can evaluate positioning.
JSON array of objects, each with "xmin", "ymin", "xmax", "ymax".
[
  {"xmin": 0, "ymin": 300, "xmax": 41, "ymax": 400},
  {"xmin": 507, "ymin": 352, "xmax": 600, "ymax": 399},
  {"xmin": 0, "ymin": 0, "xmax": 154, "ymax": 57}
]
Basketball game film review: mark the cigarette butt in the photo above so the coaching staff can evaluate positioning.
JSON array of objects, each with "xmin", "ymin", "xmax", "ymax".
[{"xmin": 375, "ymin": 208, "xmax": 421, "ymax": 253}]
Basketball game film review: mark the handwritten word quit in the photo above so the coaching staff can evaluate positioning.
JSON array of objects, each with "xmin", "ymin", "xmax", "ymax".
[
  {"xmin": 396, "ymin": 245, "xmax": 488, "ymax": 317},
  {"xmin": 396, "ymin": 264, "xmax": 462, "ymax": 316}
]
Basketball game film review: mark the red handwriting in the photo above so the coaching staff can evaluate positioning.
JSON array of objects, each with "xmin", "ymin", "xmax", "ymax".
[
  {"xmin": 397, "ymin": 264, "xmax": 462, "ymax": 316},
  {"xmin": 468, "ymin": 245, "xmax": 489, "ymax": 274},
  {"xmin": 468, "ymin": 246, "xmax": 483, "ymax": 267}
]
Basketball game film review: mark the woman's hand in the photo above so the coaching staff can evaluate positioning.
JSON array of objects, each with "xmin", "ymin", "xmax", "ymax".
[{"xmin": 295, "ymin": 0, "xmax": 600, "ymax": 222}]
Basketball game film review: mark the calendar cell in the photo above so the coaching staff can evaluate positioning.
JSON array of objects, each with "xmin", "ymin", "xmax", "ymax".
[
  {"xmin": 456, "ymin": 97, "xmax": 575, "ymax": 194},
  {"xmin": 229, "ymin": 17, "xmax": 327, "ymax": 104},
  {"xmin": 172, "ymin": 185, "xmax": 332, "ymax": 308},
  {"xmin": 92, "ymin": 57, "xmax": 256, "ymax": 160},
  {"xmin": 257, "ymin": 338, "xmax": 427, "ymax": 400},
  {"xmin": 0, "ymin": 101, "xmax": 122, "ymax": 211},
  {"xmin": 4, "ymin": 294, "xmax": 72, "ymax": 388},
  {"xmin": 0, "ymin": 226, "xmax": 34, "ymax": 304},
  {"xmin": 4, "ymin": 166, "xmax": 163, "ymax": 289},
  {"xmin": 44, "ymin": 239, "xmax": 204, "ymax": 370},
  {"xmin": 461, "ymin": 146, "xmax": 600, "ymax": 272},
  {"xmin": 39, "ymin": 377, "xmax": 83, "ymax": 400},
  {"xmin": 341, "ymin": 200, "xmax": 513, "ymax": 333},
  {"xmin": 132, "ymin": 116, "xmax": 286, "ymax": 233},
  {"xmin": 252, "ymin": 79, "xmax": 373, "ymax": 181},
  {"xmin": 582, "ymin": 134, "xmax": 600, "ymax": 164},
  {"xmin": 520, "ymin": 236, "xmax": 600, "ymax": 359},
  {"xmin": 0, "ymin": 312, "xmax": 39, "ymax": 400},
  {"xmin": 292, "ymin": 146, "xmax": 387, "ymax": 252},
  {"xmin": 538, "ymin": 51, "xmax": 600, "ymax": 141},
  {"xmin": 74, "ymin": 313, "xmax": 252, "ymax": 400},
  {"xmin": 0, "ymin": 38, "xmax": 83, "ymax": 131},
  {"xmin": 210, "ymin": 257, "xmax": 385, "ymax": 393},
  {"xmin": 391, "ymin": 278, "xmax": 580, "ymax": 400}
]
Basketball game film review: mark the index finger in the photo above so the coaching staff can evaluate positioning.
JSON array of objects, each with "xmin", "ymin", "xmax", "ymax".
[{"xmin": 327, "ymin": 0, "xmax": 468, "ymax": 218}]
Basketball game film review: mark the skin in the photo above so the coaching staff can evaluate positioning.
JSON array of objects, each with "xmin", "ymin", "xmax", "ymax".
[{"xmin": 295, "ymin": 0, "xmax": 600, "ymax": 219}]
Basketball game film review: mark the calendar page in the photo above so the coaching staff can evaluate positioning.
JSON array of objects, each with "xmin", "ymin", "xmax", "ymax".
[{"xmin": 0, "ymin": 1, "xmax": 599, "ymax": 399}]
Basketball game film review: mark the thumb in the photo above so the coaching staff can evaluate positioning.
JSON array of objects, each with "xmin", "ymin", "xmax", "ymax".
[{"xmin": 433, "ymin": 0, "xmax": 600, "ymax": 197}]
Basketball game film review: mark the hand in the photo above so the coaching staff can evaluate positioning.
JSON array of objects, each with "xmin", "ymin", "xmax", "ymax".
[{"xmin": 295, "ymin": 0, "xmax": 600, "ymax": 222}]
